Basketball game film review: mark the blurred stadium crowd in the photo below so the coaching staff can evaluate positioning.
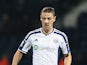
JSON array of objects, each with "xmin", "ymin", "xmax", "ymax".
[{"xmin": 0, "ymin": 0, "xmax": 87, "ymax": 65}]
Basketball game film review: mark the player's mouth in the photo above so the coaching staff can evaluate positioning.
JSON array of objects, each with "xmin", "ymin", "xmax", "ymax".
[
  {"xmin": 45, "ymin": 24, "xmax": 49, "ymax": 26},
  {"xmin": 45, "ymin": 25, "xmax": 49, "ymax": 28}
]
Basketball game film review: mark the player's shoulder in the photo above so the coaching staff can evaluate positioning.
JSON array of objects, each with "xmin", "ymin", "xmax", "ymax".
[
  {"xmin": 54, "ymin": 28, "xmax": 68, "ymax": 43},
  {"xmin": 54, "ymin": 28, "xmax": 66, "ymax": 35},
  {"xmin": 30, "ymin": 28, "xmax": 41, "ymax": 33},
  {"xmin": 27, "ymin": 28, "xmax": 41, "ymax": 36},
  {"xmin": 54, "ymin": 28, "xmax": 67, "ymax": 37}
]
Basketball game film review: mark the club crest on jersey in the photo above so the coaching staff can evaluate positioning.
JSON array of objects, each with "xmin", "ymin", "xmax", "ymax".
[
  {"xmin": 53, "ymin": 38, "xmax": 58, "ymax": 43},
  {"xmin": 33, "ymin": 45, "xmax": 38, "ymax": 50}
]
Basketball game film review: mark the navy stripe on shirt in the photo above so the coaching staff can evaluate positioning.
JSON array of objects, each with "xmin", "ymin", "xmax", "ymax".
[
  {"xmin": 54, "ymin": 32, "xmax": 67, "ymax": 43},
  {"xmin": 54, "ymin": 32, "xmax": 70, "ymax": 53},
  {"xmin": 26, "ymin": 31, "xmax": 41, "ymax": 40},
  {"xmin": 19, "ymin": 31, "xmax": 41, "ymax": 50}
]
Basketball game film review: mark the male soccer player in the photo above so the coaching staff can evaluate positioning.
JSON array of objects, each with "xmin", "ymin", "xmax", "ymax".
[{"xmin": 12, "ymin": 7, "xmax": 72, "ymax": 65}]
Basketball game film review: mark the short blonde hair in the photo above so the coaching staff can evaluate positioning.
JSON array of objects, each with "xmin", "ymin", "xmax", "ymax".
[{"xmin": 40, "ymin": 7, "xmax": 55, "ymax": 16}]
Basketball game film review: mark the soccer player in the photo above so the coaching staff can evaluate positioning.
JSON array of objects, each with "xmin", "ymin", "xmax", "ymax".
[{"xmin": 12, "ymin": 7, "xmax": 72, "ymax": 65}]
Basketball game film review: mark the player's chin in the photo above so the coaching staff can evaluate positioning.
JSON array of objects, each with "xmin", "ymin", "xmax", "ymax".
[{"xmin": 43, "ymin": 26, "xmax": 50, "ymax": 30}]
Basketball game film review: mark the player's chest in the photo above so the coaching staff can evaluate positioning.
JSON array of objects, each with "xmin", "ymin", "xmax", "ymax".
[{"xmin": 31, "ymin": 36, "xmax": 60, "ymax": 50}]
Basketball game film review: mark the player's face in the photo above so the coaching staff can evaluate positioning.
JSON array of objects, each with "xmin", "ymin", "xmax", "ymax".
[{"xmin": 40, "ymin": 12, "xmax": 56, "ymax": 30}]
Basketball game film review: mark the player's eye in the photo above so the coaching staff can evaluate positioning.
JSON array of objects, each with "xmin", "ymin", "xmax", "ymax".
[
  {"xmin": 42, "ymin": 17, "xmax": 46, "ymax": 20},
  {"xmin": 47, "ymin": 18, "xmax": 51, "ymax": 20}
]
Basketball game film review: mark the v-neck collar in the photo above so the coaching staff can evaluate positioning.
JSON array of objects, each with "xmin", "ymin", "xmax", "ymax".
[{"xmin": 40, "ymin": 27, "xmax": 54, "ymax": 36}]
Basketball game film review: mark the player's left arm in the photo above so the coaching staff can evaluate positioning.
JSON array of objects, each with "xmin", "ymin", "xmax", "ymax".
[
  {"xmin": 64, "ymin": 52, "xmax": 72, "ymax": 65},
  {"xmin": 59, "ymin": 32, "xmax": 72, "ymax": 65}
]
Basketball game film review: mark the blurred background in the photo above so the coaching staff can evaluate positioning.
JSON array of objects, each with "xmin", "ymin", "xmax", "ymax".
[{"xmin": 0, "ymin": 0, "xmax": 87, "ymax": 65}]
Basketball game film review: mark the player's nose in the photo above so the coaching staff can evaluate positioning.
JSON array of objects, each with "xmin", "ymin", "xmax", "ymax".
[{"xmin": 44, "ymin": 19, "xmax": 49, "ymax": 23}]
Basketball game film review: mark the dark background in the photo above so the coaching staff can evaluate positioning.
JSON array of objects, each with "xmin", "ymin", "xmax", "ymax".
[{"xmin": 0, "ymin": 0, "xmax": 87, "ymax": 65}]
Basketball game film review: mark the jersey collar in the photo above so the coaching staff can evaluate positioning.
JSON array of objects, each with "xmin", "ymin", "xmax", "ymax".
[{"xmin": 40, "ymin": 27, "xmax": 55, "ymax": 36}]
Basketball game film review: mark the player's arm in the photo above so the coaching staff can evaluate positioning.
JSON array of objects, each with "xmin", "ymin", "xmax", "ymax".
[
  {"xmin": 64, "ymin": 52, "xmax": 72, "ymax": 65},
  {"xmin": 12, "ymin": 50, "xmax": 23, "ymax": 65},
  {"xmin": 59, "ymin": 33, "xmax": 72, "ymax": 65},
  {"xmin": 12, "ymin": 32, "xmax": 31, "ymax": 65}
]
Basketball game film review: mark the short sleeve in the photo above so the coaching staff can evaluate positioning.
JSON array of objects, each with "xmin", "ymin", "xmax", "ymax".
[
  {"xmin": 59, "ymin": 33, "xmax": 70, "ymax": 55},
  {"xmin": 18, "ymin": 33, "xmax": 32, "ymax": 54}
]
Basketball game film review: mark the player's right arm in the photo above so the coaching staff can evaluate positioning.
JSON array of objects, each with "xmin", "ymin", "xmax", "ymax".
[
  {"xmin": 12, "ymin": 32, "xmax": 32, "ymax": 65},
  {"xmin": 12, "ymin": 50, "xmax": 23, "ymax": 65}
]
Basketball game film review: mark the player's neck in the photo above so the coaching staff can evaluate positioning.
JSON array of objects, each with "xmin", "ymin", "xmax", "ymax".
[{"xmin": 42, "ymin": 27, "xmax": 54, "ymax": 35}]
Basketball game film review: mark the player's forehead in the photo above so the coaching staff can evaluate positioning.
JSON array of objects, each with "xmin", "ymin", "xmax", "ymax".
[{"xmin": 41, "ymin": 12, "xmax": 54, "ymax": 18}]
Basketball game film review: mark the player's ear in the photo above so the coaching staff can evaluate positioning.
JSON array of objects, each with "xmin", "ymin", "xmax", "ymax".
[{"xmin": 53, "ymin": 16, "xmax": 56, "ymax": 23}]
